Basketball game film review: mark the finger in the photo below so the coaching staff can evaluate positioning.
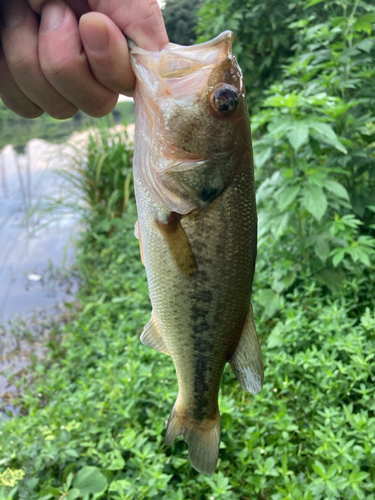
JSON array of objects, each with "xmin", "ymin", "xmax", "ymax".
[
  {"xmin": 88, "ymin": 0, "xmax": 168, "ymax": 51},
  {"xmin": 27, "ymin": 0, "xmax": 90, "ymax": 17},
  {"xmin": 39, "ymin": 0, "xmax": 118, "ymax": 117},
  {"xmin": 0, "ymin": 46, "xmax": 43, "ymax": 118},
  {"xmin": 80, "ymin": 12, "xmax": 135, "ymax": 96},
  {"xmin": 1, "ymin": 0, "xmax": 78, "ymax": 118}
]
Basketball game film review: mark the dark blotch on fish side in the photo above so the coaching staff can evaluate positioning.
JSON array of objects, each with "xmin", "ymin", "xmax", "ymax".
[{"xmin": 193, "ymin": 338, "xmax": 213, "ymax": 420}]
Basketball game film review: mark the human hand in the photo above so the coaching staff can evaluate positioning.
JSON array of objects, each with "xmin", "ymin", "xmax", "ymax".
[{"xmin": 0, "ymin": 0, "xmax": 168, "ymax": 118}]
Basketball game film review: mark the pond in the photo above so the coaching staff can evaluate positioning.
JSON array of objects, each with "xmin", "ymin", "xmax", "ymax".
[{"xmin": 0, "ymin": 101, "xmax": 135, "ymax": 419}]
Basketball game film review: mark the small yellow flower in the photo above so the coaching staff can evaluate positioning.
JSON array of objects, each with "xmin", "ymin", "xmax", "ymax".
[{"xmin": 0, "ymin": 468, "xmax": 25, "ymax": 487}]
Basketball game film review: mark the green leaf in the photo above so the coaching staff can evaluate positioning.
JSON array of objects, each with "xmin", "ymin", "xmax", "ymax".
[
  {"xmin": 277, "ymin": 185, "xmax": 300, "ymax": 211},
  {"xmin": 108, "ymin": 456, "xmax": 126, "ymax": 470},
  {"xmin": 356, "ymin": 38, "xmax": 375, "ymax": 53},
  {"xmin": 286, "ymin": 122, "xmax": 309, "ymax": 151},
  {"xmin": 302, "ymin": 185, "xmax": 327, "ymax": 221},
  {"xmin": 314, "ymin": 239, "xmax": 330, "ymax": 264},
  {"xmin": 331, "ymin": 248, "xmax": 346, "ymax": 267},
  {"xmin": 305, "ymin": 0, "xmax": 324, "ymax": 6},
  {"xmin": 354, "ymin": 14, "xmax": 375, "ymax": 35},
  {"xmin": 65, "ymin": 489, "xmax": 81, "ymax": 500},
  {"xmin": 313, "ymin": 461, "xmax": 326, "ymax": 477},
  {"xmin": 310, "ymin": 123, "xmax": 347, "ymax": 153},
  {"xmin": 256, "ymin": 289, "xmax": 283, "ymax": 318},
  {"xmin": 254, "ymin": 146, "xmax": 272, "ymax": 168},
  {"xmin": 324, "ymin": 180, "xmax": 349, "ymax": 200},
  {"xmin": 73, "ymin": 467, "xmax": 108, "ymax": 495}
]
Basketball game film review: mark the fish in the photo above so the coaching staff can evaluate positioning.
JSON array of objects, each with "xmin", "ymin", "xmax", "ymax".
[{"xmin": 129, "ymin": 31, "xmax": 263, "ymax": 475}]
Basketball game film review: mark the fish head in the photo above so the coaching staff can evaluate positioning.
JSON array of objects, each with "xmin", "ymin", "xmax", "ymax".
[{"xmin": 130, "ymin": 31, "xmax": 250, "ymax": 213}]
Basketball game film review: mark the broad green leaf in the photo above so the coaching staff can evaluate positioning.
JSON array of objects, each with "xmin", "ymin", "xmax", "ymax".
[
  {"xmin": 73, "ymin": 467, "xmax": 108, "ymax": 495},
  {"xmin": 277, "ymin": 185, "xmax": 300, "ymax": 211},
  {"xmin": 324, "ymin": 180, "xmax": 349, "ymax": 200},
  {"xmin": 356, "ymin": 38, "xmax": 375, "ymax": 53},
  {"xmin": 268, "ymin": 117, "xmax": 292, "ymax": 135},
  {"xmin": 254, "ymin": 146, "xmax": 272, "ymax": 168},
  {"xmin": 314, "ymin": 239, "xmax": 330, "ymax": 264},
  {"xmin": 331, "ymin": 248, "xmax": 346, "ymax": 267},
  {"xmin": 267, "ymin": 324, "xmax": 285, "ymax": 348},
  {"xmin": 310, "ymin": 123, "xmax": 347, "ymax": 153},
  {"xmin": 271, "ymin": 212, "xmax": 290, "ymax": 239},
  {"xmin": 108, "ymin": 456, "xmax": 126, "ymax": 470},
  {"xmin": 286, "ymin": 122, "xmax": 309, "ymax": 151},
  {"xmin": 354, "ymin": 14, "xmax": 375, "ymax": 35},
  {"xmin": 302, "ymin": 185, "xmax": 327, "ymax": 221},
  {"xmin": 256, "ymin": 289, "xmax": 282, "ymax": 318},
  {"xmin": 349, "ymin": 247, "xmax": 371, "ymax": 267}
]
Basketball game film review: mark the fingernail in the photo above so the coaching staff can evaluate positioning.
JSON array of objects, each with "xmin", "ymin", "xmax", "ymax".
[
  {"xmin": 1, "ymin": 0, "xmax": 28, "ymax": 28},
  {"xmin": 40, "ymin": 0, "xmax": 66, "ymax": 32},
  {"xmin": 81, "ymin": 17, "xmax": 109, "ymax": 54}
]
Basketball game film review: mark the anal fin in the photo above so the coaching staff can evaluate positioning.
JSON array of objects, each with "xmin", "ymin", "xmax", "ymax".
[
  {"xmin": 230, "ymin": 304, "xmax": 263, "ymax": 394},
  {"xmin": 140, "ymin": 312, "xmax": 169, "ymax": 355}
]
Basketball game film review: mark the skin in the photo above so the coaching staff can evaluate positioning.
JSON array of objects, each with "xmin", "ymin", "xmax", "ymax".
[{"xmin": 0, "ymin": 0, "xmax": 168, "ymax": 118}]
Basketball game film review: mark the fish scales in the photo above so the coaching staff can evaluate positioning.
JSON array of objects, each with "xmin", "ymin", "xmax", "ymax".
[{"xmin": 130, "ymin": 31, "xmax": 263, "ymax": 475}]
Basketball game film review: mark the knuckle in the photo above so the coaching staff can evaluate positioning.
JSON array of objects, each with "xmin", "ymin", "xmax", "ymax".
[
  {"xmin": 40, "ymin": 54, "xmax": 76, "ymax": 81},
  {"xmin": 82, "ymin": 93, "xmax": 118, "ymax": 117},
  {"xmin": 7, "ymin": 51, "xmax": 37, "ymax": 80}
]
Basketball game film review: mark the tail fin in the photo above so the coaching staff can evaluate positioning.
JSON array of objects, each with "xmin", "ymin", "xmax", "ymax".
[{"xmin": 165, "ymin": 405, "xmax": 221, "ymax": 475}]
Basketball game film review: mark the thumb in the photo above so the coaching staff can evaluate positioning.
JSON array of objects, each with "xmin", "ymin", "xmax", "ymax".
[{"xmin": 87, "ymin": 0, "xmax": 168, "ymax": 51}]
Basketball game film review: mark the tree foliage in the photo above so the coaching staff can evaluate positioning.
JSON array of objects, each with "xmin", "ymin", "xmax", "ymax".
[
  {"xmin": 251, "ymin": 0, "xmax": 375, "ymax": 313},
  {"xmin": 163, "ymin": 0, "xmax": 203, "ymax": 45}
]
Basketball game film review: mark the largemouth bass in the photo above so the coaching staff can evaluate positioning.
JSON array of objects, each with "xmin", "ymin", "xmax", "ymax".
[{"xmin": 130, "ymin": 31, "xmax": 263, "ymax": 475}]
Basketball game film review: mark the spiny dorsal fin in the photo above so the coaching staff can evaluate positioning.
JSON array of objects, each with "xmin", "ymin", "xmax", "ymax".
[
  {"xmin": 140, "ymin": 312, "xmax": 169, "ymax": 355},
  {"xmin": 156, "ymin": 212, "xmax": 198, "ymax": 277},
  {"xmin": 230, "ymin": 304, "xmax": 263, "ymax": 394}
]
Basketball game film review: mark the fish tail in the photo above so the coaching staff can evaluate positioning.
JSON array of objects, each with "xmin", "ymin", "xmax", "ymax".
[{"xmin": 165, "ymin": 404, "xmax": 221, "ymax": 475}]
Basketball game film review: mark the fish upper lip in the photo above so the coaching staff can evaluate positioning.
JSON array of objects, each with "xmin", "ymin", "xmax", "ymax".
[{"xmin": 129, "ymin": 31, "xmax": 233, "ymax": 55}]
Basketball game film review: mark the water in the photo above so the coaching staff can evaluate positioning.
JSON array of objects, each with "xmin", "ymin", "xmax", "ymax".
[
  {"xmin": 0, "ymin": 109, "xmax": 135, "ymax": 420},
  {"xmin": 0, "ymin": 136, "xmax": 82, "ymax": 418}
]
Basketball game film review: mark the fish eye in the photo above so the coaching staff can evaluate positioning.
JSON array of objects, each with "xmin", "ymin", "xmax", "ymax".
[{"xmin": 210, "ymin": 85, "xmax": 239, "ymax": 116}]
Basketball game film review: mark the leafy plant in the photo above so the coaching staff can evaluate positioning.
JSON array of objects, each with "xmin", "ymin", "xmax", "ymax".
[{"xmin": 251, "ymin": 0, "xmax": 375, "ymax": 316}]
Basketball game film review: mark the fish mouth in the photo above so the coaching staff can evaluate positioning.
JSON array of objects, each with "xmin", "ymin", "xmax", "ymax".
[
  {"xmin": 130, "ymin": 31, "xmax": 234, "ymax": 81},
  {"xmin": 167, "ymin": 31, "xmax": 234, "ymax": 53}
]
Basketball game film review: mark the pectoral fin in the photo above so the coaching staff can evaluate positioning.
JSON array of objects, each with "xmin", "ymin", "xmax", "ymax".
[
  {"xmin": 140, "ymin": 311, "xmax": 169, "ymax": 355},
  {"xmin": 156, "ymin": 212, "xmax": 198, "ymax": 277},
  {"xmin": 230, "ymin": 304, "xmax": 263, "ymax": 394}
]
